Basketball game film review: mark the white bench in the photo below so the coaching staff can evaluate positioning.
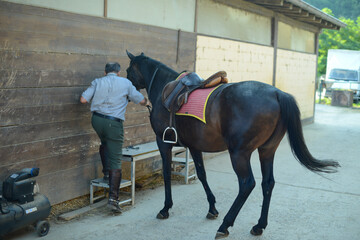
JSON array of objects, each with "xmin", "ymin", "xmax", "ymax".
[
  {"xmin": 171, "ymin": 148, "xmax": 196, "ymax": 184},
  {"xmin": 90, "ymin": 142, "xmax": 195, "ymax": 205}
]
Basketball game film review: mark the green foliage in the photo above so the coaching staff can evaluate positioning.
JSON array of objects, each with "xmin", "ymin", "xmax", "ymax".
[
  {"xmin": 353, "ymin": 101, "xmax": 360, "ymax": 108},
  {"xmin": 316, "ymin": 96, "xmax": 360, "ymax": 108},
  {"xmin": 317, "ymin": 8, "xmax": 360, "ymax": 75},
  {"xmin": 305, "ymin": 0, "xmax": 360, "ymax": 20},
  {"xmin": 316, "ymin": 97, "xmax": 331, "ymax": 105}
]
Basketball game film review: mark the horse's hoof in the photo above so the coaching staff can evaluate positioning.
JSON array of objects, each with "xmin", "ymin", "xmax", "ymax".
[
  {"xmin": 206, "ymin": 212, "xmax": 218, "ymax": 219},
  {"xmin": 215, "ymin": 230, "xmax": 229, "ymax": 239},
  {"xmin": 250, "ymin": 226, "xmax": 263, "ymax": 236},
  {"xmin": 156, "ymin": 212, "xmax": 169, "ymax": 219}
]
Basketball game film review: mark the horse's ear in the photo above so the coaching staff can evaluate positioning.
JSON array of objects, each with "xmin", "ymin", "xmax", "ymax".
[{"xmin": 126, "ymin": 50, "xmax": 135, "ymax": 60}]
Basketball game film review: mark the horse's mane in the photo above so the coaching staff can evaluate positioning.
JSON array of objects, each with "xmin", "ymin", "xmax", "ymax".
[{"xmin": 132, "ymin": 54, "xmax": 178, "ymax": 76}]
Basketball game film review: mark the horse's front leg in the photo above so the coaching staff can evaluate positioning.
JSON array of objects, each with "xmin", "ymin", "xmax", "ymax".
[
  {"xmin": 189, "ymin": 148, "xmax": 219, "ymax": 219},
  {"xmin": 156, "ymin": 136, "xmax": 173, "ymax": 219}
]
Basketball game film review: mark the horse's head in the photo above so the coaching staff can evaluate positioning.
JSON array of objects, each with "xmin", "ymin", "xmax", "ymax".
[{"xmin": 126, "ymin": 51, "xmax": 148, "ymax": 90}]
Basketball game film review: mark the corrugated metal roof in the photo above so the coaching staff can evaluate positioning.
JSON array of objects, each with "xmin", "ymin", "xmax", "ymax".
[{"xmin": 243, "ymin": 0, "xmax": 346, "ymax": 30}]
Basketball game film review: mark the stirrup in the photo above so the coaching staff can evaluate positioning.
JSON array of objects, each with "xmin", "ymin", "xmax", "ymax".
[{"xmin": 162, "ymin": 127, "xmax": 178, "ymax": 144}]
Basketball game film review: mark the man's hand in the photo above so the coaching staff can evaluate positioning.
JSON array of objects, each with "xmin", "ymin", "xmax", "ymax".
[
  {"xmin": 140, "ymin": 97, "xmax": 151, "ymax": 107},
  {"xmin": 80, "ymin": 96, "xmax": 88, "ymax": 104}
]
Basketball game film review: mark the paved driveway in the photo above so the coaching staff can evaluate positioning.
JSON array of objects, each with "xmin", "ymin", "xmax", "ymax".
[{"xmin": 14, "ymin": 104, "xmax": 360, "ymax": 240}]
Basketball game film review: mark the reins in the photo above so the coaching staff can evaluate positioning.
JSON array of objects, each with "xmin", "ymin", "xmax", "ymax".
[
  {"xmin": 146, "ymin": 105, "xmax": 152, "ymax": 115},
  {"xmin": 147, "ymin": 67, "xmax": 159, "ymax": 100},
  {"xmin": 145, "ymin": 67, "xmax": 159, "ymax": 116}
]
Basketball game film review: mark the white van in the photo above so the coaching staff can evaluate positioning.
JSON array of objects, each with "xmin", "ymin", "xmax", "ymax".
[{"xmin": 325, "ymin": 49, "xmax": 360, "ymax": 101}]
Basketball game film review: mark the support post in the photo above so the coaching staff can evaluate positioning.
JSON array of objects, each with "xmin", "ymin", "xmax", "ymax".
[
  {"xmin": 176, "ymin": 29, "xmax": 181, "ymax": 64},
  {"xmin": 313, "ymin": 31, "xmax": 320, "ymax": 119},
  {"xmin": 104, "ymin": 0, "xmax": 107, "ymax": 18},
  {"xmin": 271, "ymin": 16, "xmax": 279, "ymax": 87}
]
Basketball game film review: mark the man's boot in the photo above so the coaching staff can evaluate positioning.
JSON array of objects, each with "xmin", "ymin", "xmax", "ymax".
[
  {"xmin": 99, "ymin": 145, "xmax": 109, "ymax": 181},
  {"xmin": 108, "ymin": 169, "xmax": 122, "ymax": 213}
]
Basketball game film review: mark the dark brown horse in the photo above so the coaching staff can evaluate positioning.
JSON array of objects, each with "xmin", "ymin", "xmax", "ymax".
[{"xmin": 125, "ymin": 51, "xmax": 339, "ymax": 239}]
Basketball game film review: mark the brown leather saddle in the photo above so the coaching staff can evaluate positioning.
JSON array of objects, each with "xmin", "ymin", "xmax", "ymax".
[{"xmin": 161, "ymin": 71, "xmax": 228, "ymax": 143}]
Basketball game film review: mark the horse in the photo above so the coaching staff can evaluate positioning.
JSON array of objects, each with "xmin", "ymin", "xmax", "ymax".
[{"xmin": 125, "ymin": 51, "xmax": 340, "ymax": 239}]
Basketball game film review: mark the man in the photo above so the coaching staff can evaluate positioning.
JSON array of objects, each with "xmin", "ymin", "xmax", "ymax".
[{"xmin": 80, "ymin": 62, "xmax": 149, "ymax": 213}]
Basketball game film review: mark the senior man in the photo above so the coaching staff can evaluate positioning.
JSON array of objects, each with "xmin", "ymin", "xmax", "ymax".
[{"xmin": 80, "ymin": 62, "xmax": 149, "ymax": 213}]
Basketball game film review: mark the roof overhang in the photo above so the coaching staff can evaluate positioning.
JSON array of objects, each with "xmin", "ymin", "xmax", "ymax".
[{"xmin": 243, "ymin": 0, "xmax": 346, "ymax": 30}]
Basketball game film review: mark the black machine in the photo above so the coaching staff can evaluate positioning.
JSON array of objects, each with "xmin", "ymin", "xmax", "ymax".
[{"xmin": 0, "ymin": 168, "xmax": 51, "ymax": 238}]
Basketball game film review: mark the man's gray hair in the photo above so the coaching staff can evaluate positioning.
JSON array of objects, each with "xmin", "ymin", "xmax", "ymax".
[{"xmin": 105, "ymin": 62, "xmax": 121, "ymax": 74}]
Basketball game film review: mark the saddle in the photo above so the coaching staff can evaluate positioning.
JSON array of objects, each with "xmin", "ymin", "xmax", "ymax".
[{"xmin": 161, "ymin": 71, "xmax": 228, "ymax": 143}]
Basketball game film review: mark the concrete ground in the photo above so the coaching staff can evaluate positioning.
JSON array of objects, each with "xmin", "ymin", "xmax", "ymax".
[{"xmin": 14, "ymin": 104, "xmax": 360, "ymax": 240}]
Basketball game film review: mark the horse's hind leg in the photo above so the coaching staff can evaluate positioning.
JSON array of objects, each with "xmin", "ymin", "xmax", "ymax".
[
  {"xmin": 216, "ymin": 150, "xmax": 255, "ymax": 239},
  {"xmin": 251, "ymin": 120, "xmax": 286, "ymax": 235},
  {"xmin": 189, "ymin": 148, "xmax": 219, "ymax": 219},
  {"xmin": 251, "ymin": 148, "xmax": 275, "ymax": 236}
]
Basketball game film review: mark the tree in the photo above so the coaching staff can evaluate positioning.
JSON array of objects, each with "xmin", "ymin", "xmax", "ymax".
[
  {"xmin": 306, "ymin": 0, "xmax": 360, "ymax": 20},
  {"xmin": 317, "ymin": 8, "xmax": 360, "ymax": 75}
]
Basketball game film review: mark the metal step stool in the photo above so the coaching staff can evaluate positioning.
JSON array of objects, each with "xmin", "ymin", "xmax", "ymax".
[
  {"xmin": 89, "ymin": 142, "xmax": 190, "ymax": 206},
  {"xmin": 90, "ymin": 178, "xmax": 131, "ymax": 205},
  {"xmin": 171, "ymin": 148, "xmax": 196, "ymax": 184}
]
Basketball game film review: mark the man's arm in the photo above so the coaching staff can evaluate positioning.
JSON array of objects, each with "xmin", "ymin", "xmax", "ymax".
[
  {"xmin": 80, "ymin": 96, "xmax": 88, "ymax": 104},
  {"xmin": 80, "ymin": 80, "xmax": 96, "ymax": 104}
]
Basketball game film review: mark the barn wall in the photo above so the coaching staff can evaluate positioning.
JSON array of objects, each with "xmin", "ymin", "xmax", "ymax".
[
  {"xmin": 0, "ymin": 1, "xmax": 196, "ymax": 205},
  {"xmin": 196, "ymin": 35, "xmax": 273, "ymax": 85},
  {"xmin": 275, "ymin": 49, "xmax": 317, "ymax": 120}
]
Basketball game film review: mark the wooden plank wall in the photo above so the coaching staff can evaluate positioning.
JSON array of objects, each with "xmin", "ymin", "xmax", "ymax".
[{"xmin": 0, "ymin": 1, "xmax": 196, "ymax": 205}]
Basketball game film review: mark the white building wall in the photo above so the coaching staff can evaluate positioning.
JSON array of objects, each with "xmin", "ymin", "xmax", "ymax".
[
  {"xmin": 196, "ymin": 36, "xmax": 274, "ymax": 85},
  {"xmin": 278, "ymin": 21, "xmax": 315, "ymax": 53},
  {"xmin": 275, "ymin": 49, "xmax": 317, "ymax": 119},
  {"xmin": 107, "ymin": 0, "xmax": 195, "ymax": 32},
  {"xmin": 4, "ymin": 0, "xmax": 196, "ymax": 32},
  {"xmin": 197, "ymin": 0, "xmax": 271, "ymax": 46},
  {"xmin": 4, "ymin": 0, "xmax": 104, "ymax": 17}
]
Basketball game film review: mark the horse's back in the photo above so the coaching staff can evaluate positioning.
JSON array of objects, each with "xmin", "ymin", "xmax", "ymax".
[
  {"xmin": 212, "ymin": 81, "xmax": 280, "ymax": 118},
  {"xmin": 220, "ymin": 81, "xmax": 278, "ymax": 102}
]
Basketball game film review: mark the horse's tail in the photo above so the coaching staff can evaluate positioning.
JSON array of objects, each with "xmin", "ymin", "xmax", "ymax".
[{"xmin": 277, "ymin": 91, "xmax": 340, "ymax": 173}]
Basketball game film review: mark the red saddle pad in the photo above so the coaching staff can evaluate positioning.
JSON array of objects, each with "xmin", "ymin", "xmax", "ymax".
[{"xmin": 176, "ymin": 85, "xmax": 222, "ymax": 123}]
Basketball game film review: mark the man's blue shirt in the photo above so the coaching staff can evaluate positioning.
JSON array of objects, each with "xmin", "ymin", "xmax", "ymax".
[{"xmin": 82, "ymin": 73, "xmax": 144, "ymax": 120}]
